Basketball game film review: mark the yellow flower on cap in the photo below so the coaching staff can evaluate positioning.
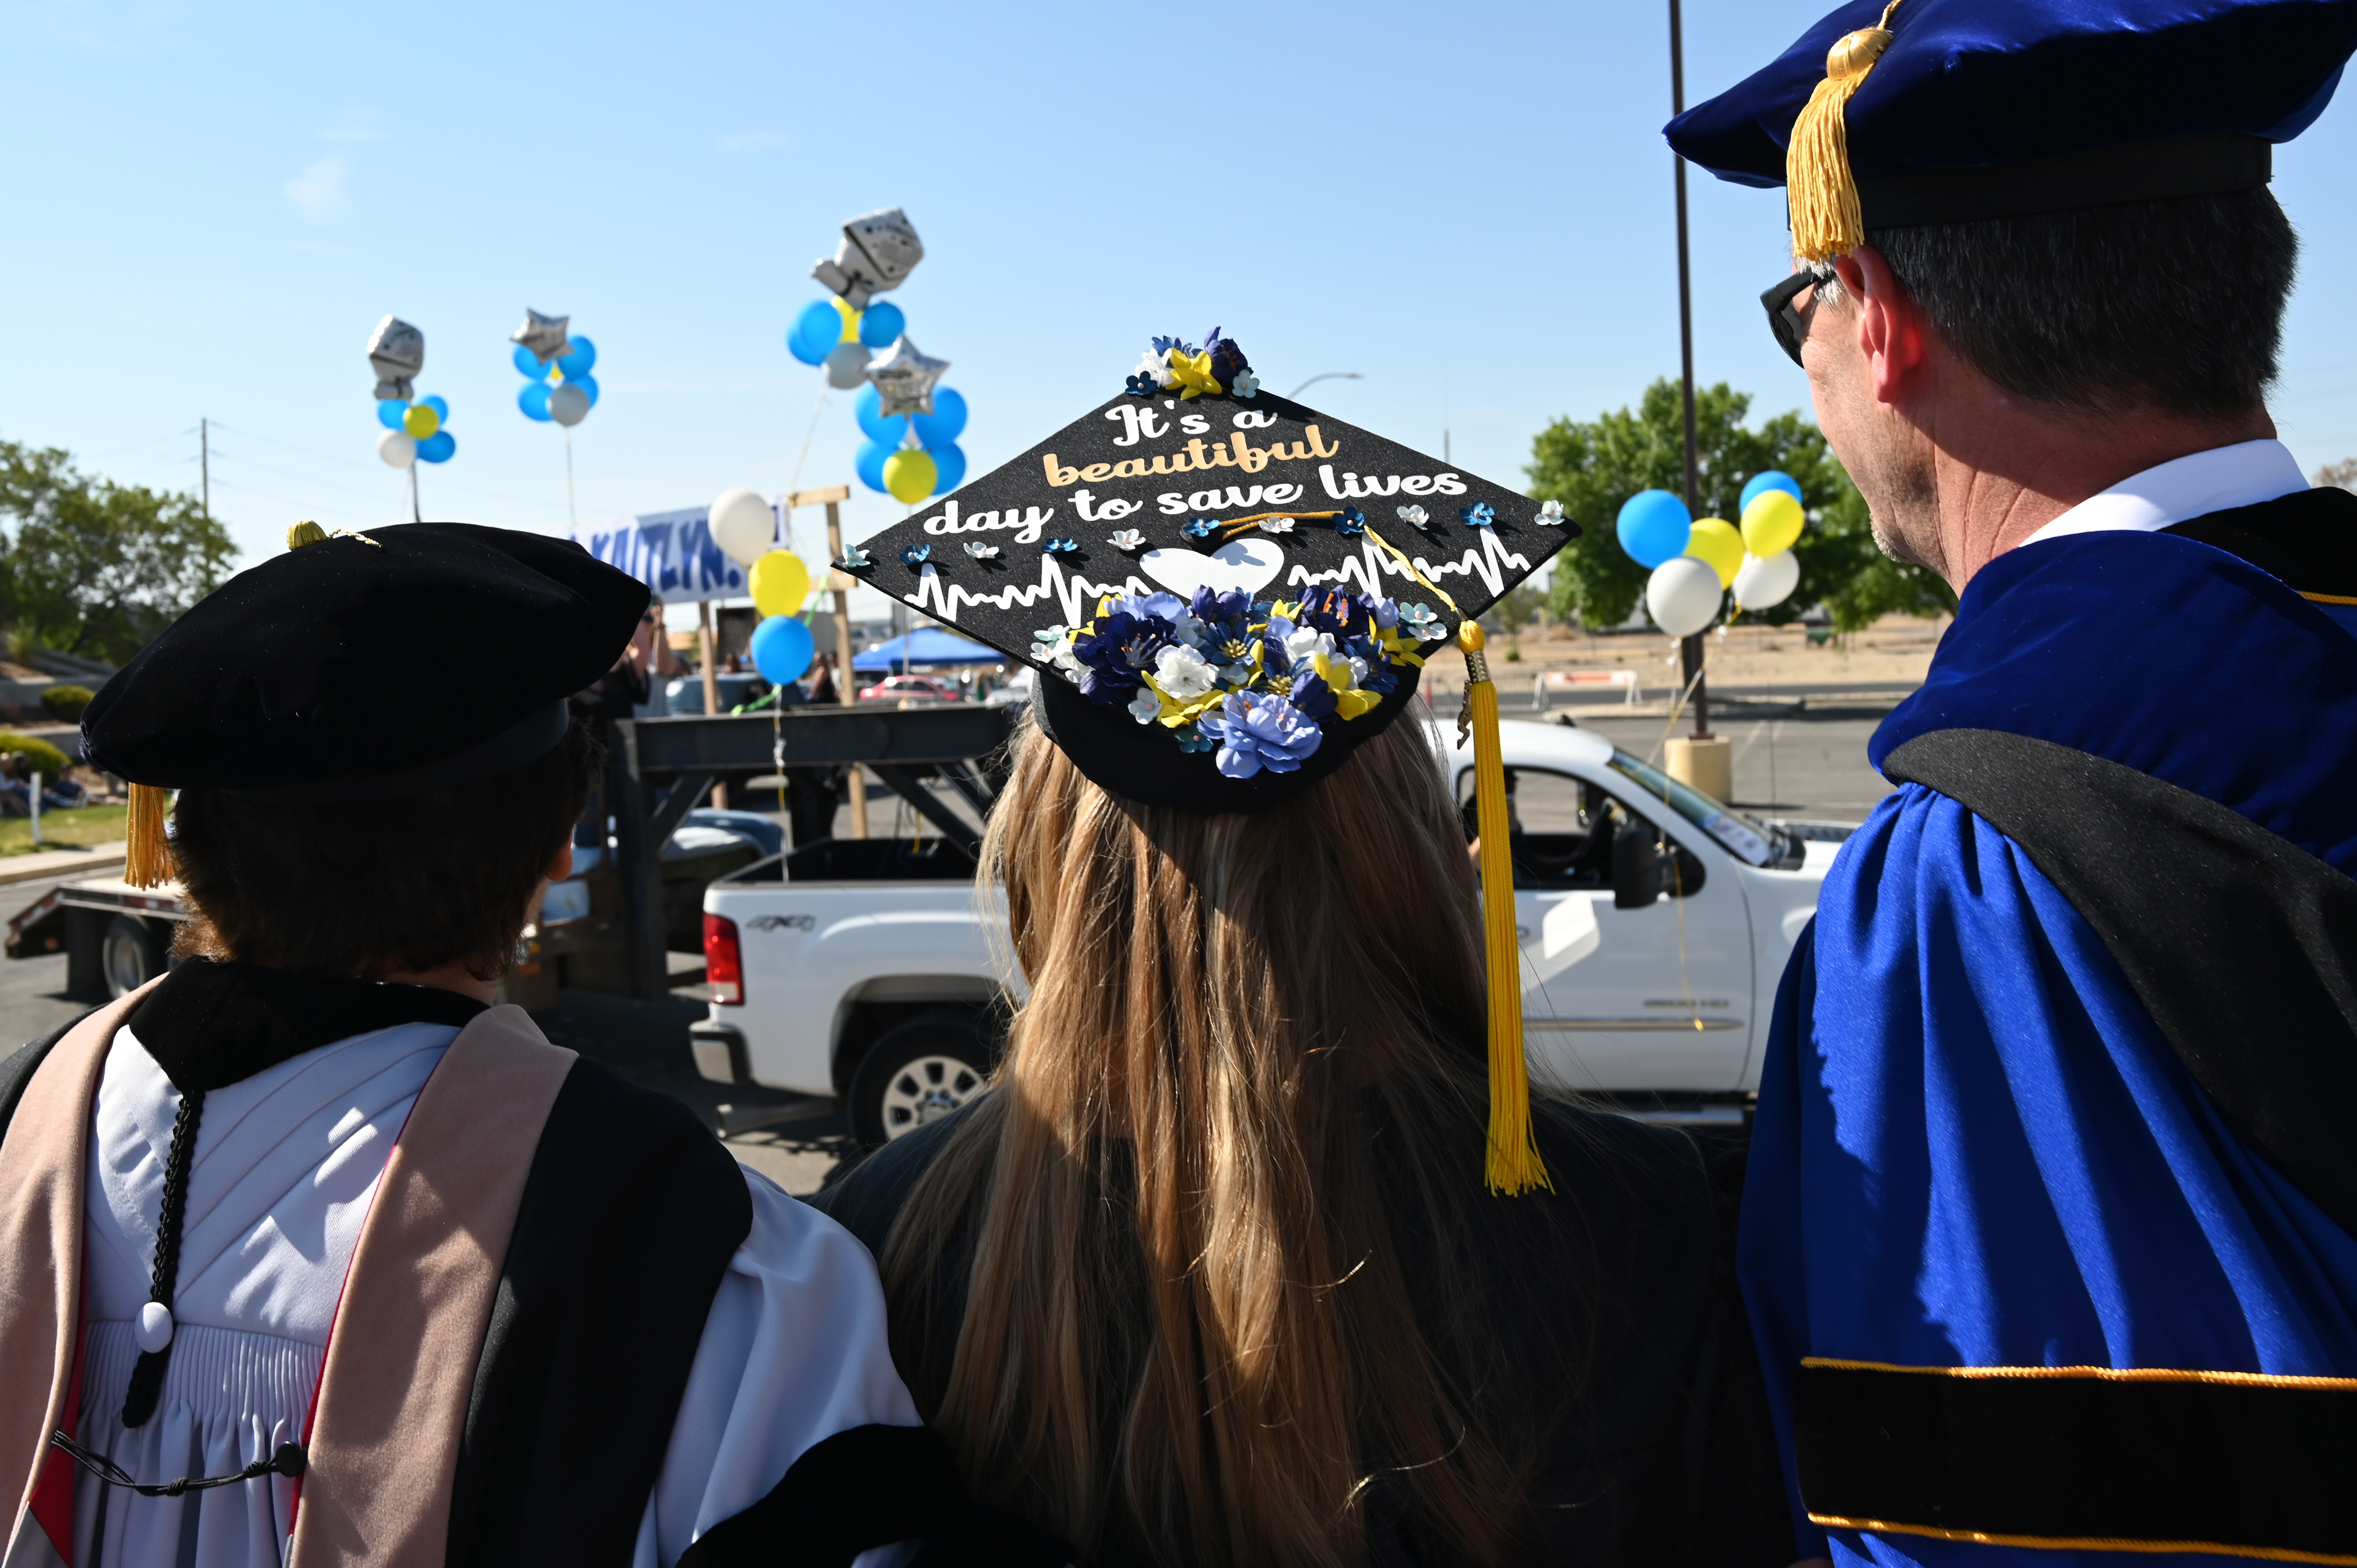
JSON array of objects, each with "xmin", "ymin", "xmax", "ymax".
[{"xmin": 1165, "ymin": 349, "xmax": 1220, "ymax": 400}]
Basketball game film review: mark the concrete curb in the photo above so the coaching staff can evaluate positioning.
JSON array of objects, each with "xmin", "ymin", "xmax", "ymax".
[{"xmin": 0, "ymin": 841, "xmax": 126, "ymax": 887}]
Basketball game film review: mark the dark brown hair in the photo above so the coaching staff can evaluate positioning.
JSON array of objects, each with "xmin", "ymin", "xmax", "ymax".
[
  {"xmin": 1871, "ymin": 187, "xmax": 2298, "ymax": 419},
  {"xmin": 170, "ymin": 723, "xmax": 600, "ymax": 980}
]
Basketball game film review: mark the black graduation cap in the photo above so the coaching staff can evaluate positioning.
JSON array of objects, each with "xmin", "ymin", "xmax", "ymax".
[
  {"xmin": 86, "ymin": 522, "xmax": 646, "ymax": 805},
  {"xmin": 840, "ymin": 331, "xmax": 1579, "ymax": 811}
]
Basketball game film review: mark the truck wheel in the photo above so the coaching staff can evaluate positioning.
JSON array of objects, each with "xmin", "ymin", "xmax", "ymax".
[
  {"xmin": 101, "ymin": 916, "xmax": 167, "ymax": 999},
  {"xmin": 850, "ymin": 1019, "xmax": 989, "ymax": 1147}
]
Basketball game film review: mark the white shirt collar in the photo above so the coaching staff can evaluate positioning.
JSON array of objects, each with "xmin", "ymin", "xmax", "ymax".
[{"xmin": 2018, "ymin": 438, "xmax": 2309, "ymax": 548}]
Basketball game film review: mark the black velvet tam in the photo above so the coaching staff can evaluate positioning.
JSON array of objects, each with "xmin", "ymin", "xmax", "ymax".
[
  {"xmin": 845, "ymin": 383, "xmax": 1578, "ymax": 812},
  {"xmin": 84, "ymin": 523, "xmax": 647, "ymax": 801}
]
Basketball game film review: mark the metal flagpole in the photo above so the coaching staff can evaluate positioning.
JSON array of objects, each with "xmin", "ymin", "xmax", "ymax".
[{"xmin": 1671, "ymin": 0, "xmax": 1711, "ymax": 741}]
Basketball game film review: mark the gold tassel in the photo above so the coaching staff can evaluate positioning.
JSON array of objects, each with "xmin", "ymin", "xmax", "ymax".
[
  {"xmin": 124, "ymin": 783, "xmax": 175, "ymax": 890},
  {"xmin": 287, "ymin": 520, "xmax": 328, "ymax": 550},
  {"xmin": 1786, "ymin": 0, "xmax": 1904, "ymax": 263},
  {"xmin": 1459, "ymin": 622, "xmax": 1552, "ymax": 1197}
]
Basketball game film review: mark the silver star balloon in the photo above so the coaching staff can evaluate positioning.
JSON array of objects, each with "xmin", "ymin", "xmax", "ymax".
[
  {"xmin": 510, "ymin": 308, "xmax": 570, "ymax": 365},
  {"xmin": 864, "ymin": 336, "xmax": 950, "ymax": 418},
  {"xmin": 367, "ymin": 315, "xmax": 424, "ymax": 402}
]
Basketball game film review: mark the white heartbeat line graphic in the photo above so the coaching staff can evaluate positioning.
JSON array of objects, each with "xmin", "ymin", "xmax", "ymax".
[
  {"xmin": 1284, "ymin": 530, "xmax": 1533, "ymax": 602},
  {"xmin": 901, "ymin": 530, "xmax": 1531, "ymax": 630},
  {"xmin": 903, "ymin": 557, "xmax": 1154, "ymax": 629}
]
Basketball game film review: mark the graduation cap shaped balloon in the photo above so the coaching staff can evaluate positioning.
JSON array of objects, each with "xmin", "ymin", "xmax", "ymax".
[
  {"xmin": 839, "ymin": 329, "xmax": 1581, "ymax": 813},
  {"xmin": 843, "ymin": 329, "xmax": 1581, "ymax": 1196}
]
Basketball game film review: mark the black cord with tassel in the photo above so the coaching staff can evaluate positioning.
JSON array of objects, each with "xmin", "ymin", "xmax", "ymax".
[{"xmin": 121, "ymin": 1085, "xmax": 205, "ymax": 1428}]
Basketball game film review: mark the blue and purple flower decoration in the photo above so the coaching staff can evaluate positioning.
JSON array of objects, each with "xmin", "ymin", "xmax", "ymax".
[
  {"xmin": 1125, "ymin": 327, "xmax": 1253, "ymax": 401},
  {"xmin": 1037, "ymin": 581, "xmax": 1449, "ymax": 779}
]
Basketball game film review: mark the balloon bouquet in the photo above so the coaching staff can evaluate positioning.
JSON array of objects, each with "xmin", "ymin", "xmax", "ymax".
[
  {"xmin": 509, "ymin": 309, "xmax": 600, "ymax": 525},
  {"xmin": 786, "ymin": 208, "xmax": 967, "ymax": 506},
  {"xmin": 366, "ymin": 315, "xmax": 454, "ymax": 519},
  {"xmin": 707, "ymin": 488, "xmax": 818, "ymax": 688},
  {"xmin": 1615, "ymin": 472, "xmax": 1807, "ymax": 637}
]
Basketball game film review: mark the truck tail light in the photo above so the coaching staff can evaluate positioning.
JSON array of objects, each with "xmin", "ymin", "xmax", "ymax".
[{"xmin": 704, "ymin": 913, "xmax": 744, "ymax": 1005}]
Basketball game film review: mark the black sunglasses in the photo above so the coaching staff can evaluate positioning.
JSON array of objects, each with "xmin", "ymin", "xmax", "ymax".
[{"xmin": 1761, "ymin": 268, "xmax": 1830, "ymax": 367}]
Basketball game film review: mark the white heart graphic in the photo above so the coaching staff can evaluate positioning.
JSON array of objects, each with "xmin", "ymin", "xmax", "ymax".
[{"xmin": 1137, "ymin": 538, "xmax": 1284, "ymax": 598}]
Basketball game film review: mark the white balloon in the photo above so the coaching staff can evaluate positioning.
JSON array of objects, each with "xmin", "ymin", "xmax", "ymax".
[
  {"xmin": 709, "ymin": 488, "xmax": 776, "ymax": 565},
  {"xmin": 1646, "ymin": 556, "xmax": 1723, "ymax": 637},
  {"xmin": 824, "ymin": 342, "xmax": 872, "ymax": 390},
  {"xmin": 549, "ymin": 383, "xmax": 591, "ymax": 427},
  {"xmin": 1733, "ymin": 549, "xmax": 1801, "ymax": 611},
  {"xmin": 377, "ymin": 429, "xmax": 416, "ymax": 468}
]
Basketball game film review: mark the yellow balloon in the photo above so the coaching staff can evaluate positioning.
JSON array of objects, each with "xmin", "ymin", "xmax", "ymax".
[
  {"xmin": 1741, "ymin": 489, "xmax": 1805, "ymax": 557},
  {"xmin": 402, "ymin": 404, "xmax": 440, "ymax": 439},
  {"xmin": 750, "ymin": 550, "xmax": 812, "ymax": 617},
  {"xmin": 882, "ymin": 449, "xmax": 939, "ymax": 505},
  {"xmin": 1683, "ymin": 517, "xmax": 1745, "ymax": 589},
  {"xmin": 832, "ymin": 295, "xmax": 859, "ymax": 343}
]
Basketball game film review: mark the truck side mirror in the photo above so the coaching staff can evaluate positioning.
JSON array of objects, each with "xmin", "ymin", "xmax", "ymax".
[{"xmin": 1612, "ymin": 818, "xmax": 1665, "ymax": 910}]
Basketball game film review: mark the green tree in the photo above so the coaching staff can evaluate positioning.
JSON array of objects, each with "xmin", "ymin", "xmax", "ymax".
[
  {"xmin": 0, "ymin": 440, "xmax": 236, "ymax": 665},
  {"xmin": 1525, "ymin": 379, "xmax": 1954, "ymax": 633},
  {"xmin": 1488, "ymin": 582, "xmax": 1545, "ymax": 650}
]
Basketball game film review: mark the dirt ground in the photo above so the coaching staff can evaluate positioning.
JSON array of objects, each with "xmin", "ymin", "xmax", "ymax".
[{"xmin": 1418, "ymin": 612, "xmax": 1951, "ymax": 706}]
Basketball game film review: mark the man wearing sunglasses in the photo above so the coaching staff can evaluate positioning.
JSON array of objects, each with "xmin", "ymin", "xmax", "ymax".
[{"xmin": 1668, "ymin": 0, "xmax": 2357, "ymax": 1564}]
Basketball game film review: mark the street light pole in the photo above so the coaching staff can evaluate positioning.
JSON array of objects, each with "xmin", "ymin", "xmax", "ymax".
[
  {"xmin": 1286, "ymin": 371, "xmax": 1363, "ymax": 399},
  {"xmin": 1670, "ymin": 0, "xmax": 1710, "ymax": 740}
]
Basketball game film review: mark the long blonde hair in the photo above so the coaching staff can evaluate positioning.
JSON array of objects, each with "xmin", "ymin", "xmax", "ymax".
[{"xmin": 879, "ymin": 713, "xmax": 1596, "ymax": 1568}]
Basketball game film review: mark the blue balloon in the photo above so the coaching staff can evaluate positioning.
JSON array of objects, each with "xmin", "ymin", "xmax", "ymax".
[
  {"xmin": 1615, "ymin": 489, "xmax": 1692, "ymax": 568},
  {"xmin": 415, "ymin": 430, "xmax": 456, "ymax": 464},
  {"xmin": 856, "ymin": 301, "xmax": 905, "ymax": 349},
  {"xmin": 518, "ymin": 381, "xmax": 553, "ymax": 421},
  {"xmin": 926, "ymin": 442, "xmax": 967, "ymax": 496},
  {"xmin": 788, "ymin": 301, "xmax": 839, "ymax": 367},
  {"xmin": 377, "ymin": 399, "xmax": 409, "ymax": 430},
  {"xmin": 750, "ymin": 615, "xmax": 815, "ymax": 684},
  {"xmin": 420, "ymin": 394, "xmax": 449, "ymax": 422},
  {"xmin": 570, "ymin": 374, "xmax": 600, "ymax": 408},
  {"xmin": 1739, "ymin": 471, "xmax": 1805, "ymax": 512},
  {"xmin": 854, "ymin": 383, "xmax": 910, "ymax": 444},
  {"xmin": 558, "ymin": 336, "xmax": 597, "ymax": 378},
  {"xmin": 855, "ymin": 439, "xmax": 894, "ymax": 495},
  {"xmin": 513, "ymin": 343, "xmax": 551, "ymax": 380},
  {"xmin": 911, "ymin": 387, "xmax": 967, "ymax": 448}
]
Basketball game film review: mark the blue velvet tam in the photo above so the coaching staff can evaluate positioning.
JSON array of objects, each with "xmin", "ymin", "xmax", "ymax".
[{"xmin": 1667, "ymin": 0, "xmax": 2357, "ymax": 227}]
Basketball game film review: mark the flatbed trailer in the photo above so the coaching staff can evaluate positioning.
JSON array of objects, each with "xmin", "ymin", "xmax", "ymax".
[{"xmin": 6, "ymin": 877, "xmax": 190, "ymax": 999}]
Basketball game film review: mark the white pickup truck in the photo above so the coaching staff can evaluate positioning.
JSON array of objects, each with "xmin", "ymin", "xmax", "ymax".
[{"xmin": 695, "ymin": 719, "xmax": 1847, "ymax": 1144}]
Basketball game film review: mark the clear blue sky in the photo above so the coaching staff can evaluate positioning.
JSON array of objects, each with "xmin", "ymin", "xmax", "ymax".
[{"xmin": 5, "ymin": 0, "xmax": 2354, "ymax": 624}]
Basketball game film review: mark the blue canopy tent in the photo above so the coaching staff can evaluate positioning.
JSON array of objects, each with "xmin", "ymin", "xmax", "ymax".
[{"xmin": 853, "ymin": 627, "xmax": 1006, "ymax": 673}]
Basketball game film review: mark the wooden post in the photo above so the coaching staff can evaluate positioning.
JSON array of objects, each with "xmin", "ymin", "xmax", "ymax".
[
  {"xmin": 697, "ymin": 601, "xmax": 727, "ymax": 809},
  {"xmin": 790, "ymin": 485, "xmax": 867, "ymax": 840}
]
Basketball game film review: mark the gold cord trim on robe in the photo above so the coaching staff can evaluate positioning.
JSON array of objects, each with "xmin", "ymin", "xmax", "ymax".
[
  {"xmin": 1799, "ymin": 1355, "xmax": 2357, "ymax": 1390},
  {"xmin": 1803, "ymin": 1513, "xmax": 2357, "ymax": 1566}
]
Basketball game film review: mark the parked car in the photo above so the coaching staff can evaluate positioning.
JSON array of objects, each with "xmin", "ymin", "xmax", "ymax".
[
  {"xmin": 694, "ymin": 718, "xmax": 1854, "ymax": 1146},
  {"xmin": 5, "ymin": 808, "xmax": 786, "ymax": 1002},
  {"xmin": 665, "ymin": 673, "xmax": 784, "ymax": 715},
  {"xmin": 856, "ymin": 674, "xmax": 962, "ymax": 703}
]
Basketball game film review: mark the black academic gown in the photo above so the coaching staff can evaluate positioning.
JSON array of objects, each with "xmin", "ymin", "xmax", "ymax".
[{"xmin": 815, "ymin": 1097, "xmax": 1796, "ymax": 1568}]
